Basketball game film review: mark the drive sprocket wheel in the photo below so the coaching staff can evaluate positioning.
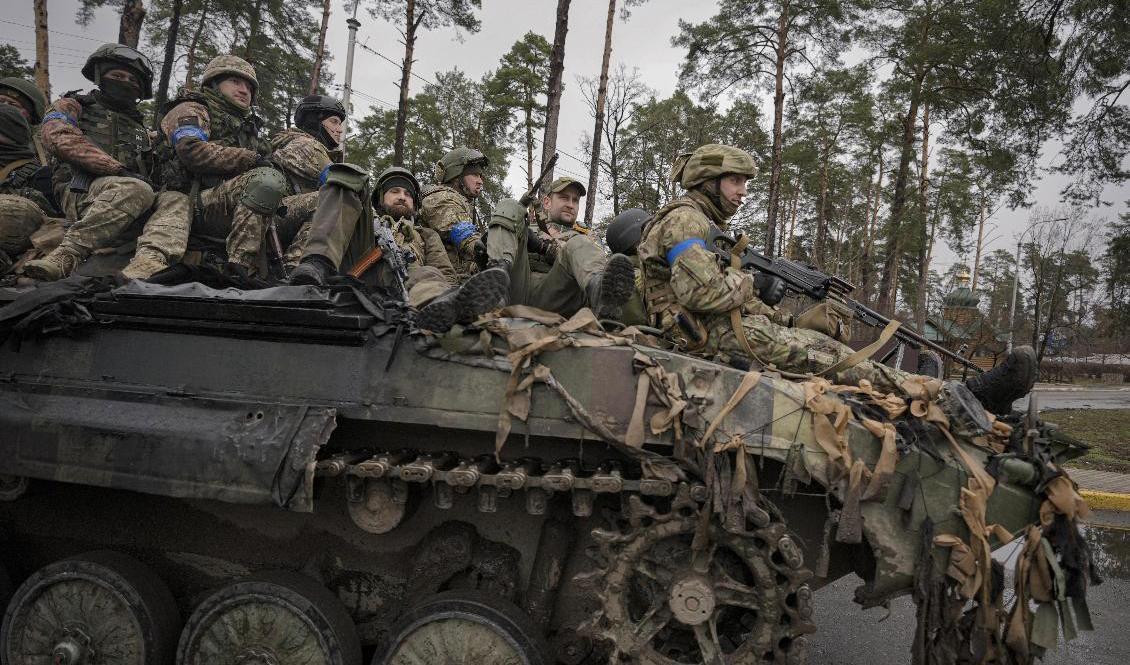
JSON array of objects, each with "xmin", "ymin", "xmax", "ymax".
[
  {"xmin": 176, "ymin": 571, "xmax": 362, "ymax": 665},
  {"xmin": 587, "ymin": 491, "xmax": 816, "ymax": 664}
]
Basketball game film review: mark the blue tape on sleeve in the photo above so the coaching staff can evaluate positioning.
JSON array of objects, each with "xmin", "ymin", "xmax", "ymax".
[
  {"xmin": 171, "ymin": 125, "xmax": 208, "ymax": 146},
  {"xmin": 318, "ymin": 164, "xmax": 332, "ymax": 186},
  {"xmin": 42, "ymin": 111, "xmax": 76, "ymax": 126},
  {"xmin": 666, "ymin": 237, "xmax": 707, "ymax": 266},
  {"xmin": 449, "ymin": 220, "xmax": 476, "ymax": 246}
]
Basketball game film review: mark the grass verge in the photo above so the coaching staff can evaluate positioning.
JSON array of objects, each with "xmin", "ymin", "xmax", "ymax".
[{"xmin": 1042, "ymin": 408, "xmax": 1130, "ymax": 474}]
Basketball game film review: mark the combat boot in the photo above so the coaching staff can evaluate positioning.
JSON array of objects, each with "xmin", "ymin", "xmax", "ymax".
[
  {"xmin": 585, "ymin": 253, "xmax": 636, "ymax": 320},
  {"xmin": 120, "ymin": 248, "xmax": 171, "ymax": 281},
  {"xmin": 288, "ymin": 255, "xmax": 335, "ymax": 287},
  {"xmin": 22, "ymin": 243, "xmax": 87, "ymax": 281},
  {"xmin": 964, "ymin": 345, "xmax": 1038, "ymax": 415},
  {"xmin": 417, "ymin": 266, "xmax": 510, "ymax": 333}
]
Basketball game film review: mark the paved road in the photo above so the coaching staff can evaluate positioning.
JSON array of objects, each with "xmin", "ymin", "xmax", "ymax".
[
  {"xmin": 809, "ymin": 516, "xmax": 1130, "ymax": 664},
  {"xmin": 1014, "ymin": 387, "xmax": 1130, "ymax": 411}
]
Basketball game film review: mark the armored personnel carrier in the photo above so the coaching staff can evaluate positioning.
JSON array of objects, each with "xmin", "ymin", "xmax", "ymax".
[{"xmin": 0, "ymin": 279, "xmax": 1097, "ymax": 664}]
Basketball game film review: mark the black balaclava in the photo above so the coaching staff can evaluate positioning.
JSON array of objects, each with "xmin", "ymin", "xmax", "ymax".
[
  {"xmin": 0, "ymin": 105, "xmax": 36, "ymax": 166},
  {"xmin": 97, "ymin": 65, "xmax": 142, "ymax": 109},
  {"xmin": 298, "ymin": 113, "xmax": 340, "ymax": 150}
]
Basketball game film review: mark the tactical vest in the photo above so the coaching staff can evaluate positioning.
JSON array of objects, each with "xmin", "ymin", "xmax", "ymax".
[
  {"xmin": 156, "ymin": 90, "xmax": 269, "ymax": 191},
  {"xmin": 637, "ymin": 197, "xmax": 708, "ymax": 347},
  {"xmin": 51, "ymin": 91, "xmax": 151, "ymax": 192}
]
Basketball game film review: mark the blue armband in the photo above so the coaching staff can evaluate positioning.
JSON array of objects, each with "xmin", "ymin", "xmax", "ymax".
[
  {"xmin": 666, "ymin": 237, "xmax": 707, "ymax": 266},
  {"xmin": 318, "ymin": 164, "xmax": 332, "ymax": 186},
  {"xmin": 42, "ymin": 111, "xmax": 76, "ymax": 126},
  {"xmin": 449, "ymin": 220, "xmax": 476, "ymax": 246},
  {"xmin": 171, "ymin": 125, "xmax": 208, "ymax": 146}
]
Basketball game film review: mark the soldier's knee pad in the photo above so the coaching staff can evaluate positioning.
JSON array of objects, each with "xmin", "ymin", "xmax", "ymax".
[
  {"xmin": 488, "ymin": 198, "xmax": 526, "ymax": 234},
  {"xmin": 239, "ymin": 166, "xmax": 288, "ymax": 215},
  {"xmin": 323, "ymin": 163, "xmax": 369, "ymax": 194}
]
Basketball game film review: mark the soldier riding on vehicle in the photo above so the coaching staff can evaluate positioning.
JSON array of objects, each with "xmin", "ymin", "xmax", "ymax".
[
  {"xmin": 419, "ymin": 146, "xmax": 489, "ymax": 279},
  {"xmin": 0, "ymin": 106, "xmax": 56, "ymax": 276},
  {"xmin": 23, "ymin": 44, "xmax": 156, "ymax": 281}
]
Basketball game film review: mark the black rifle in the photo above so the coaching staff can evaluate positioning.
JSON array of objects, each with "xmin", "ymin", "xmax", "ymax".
[
  {"xmin": 521, "ymin": 153, "xmax": 559, "ymax": 234},
  {"xmin": 346, "ymin": 222, "xmax": 410, "ymax": 302},
  {"xmin": 705, "ymin": 226, "xmax": 983, "ymax": 374}
]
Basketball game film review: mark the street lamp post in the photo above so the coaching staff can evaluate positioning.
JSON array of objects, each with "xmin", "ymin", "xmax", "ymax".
[{"xmin": 340, "ymin": 1, "xmax": 361, "ymax": 154}]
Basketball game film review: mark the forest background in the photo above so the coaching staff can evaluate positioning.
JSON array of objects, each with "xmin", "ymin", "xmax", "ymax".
[{"xmin": 1, "ymin": 0, "xmax": 1127, "ymax": 371}]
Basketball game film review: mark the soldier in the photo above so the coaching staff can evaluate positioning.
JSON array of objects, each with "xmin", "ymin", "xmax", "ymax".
[
  {"xmin": 418, "ymin": 147, "xmax": 488, "ymax": 278},
  {"xmin": 141, "ymin": 54, "xmax": 285, "ymax": 278},
  {"xmin": 269, "ymin": 94, "xmax": 345, "ymax": 268},
  {"xmin": 0, "ymin": 106, "xmax": 55, "ymax": 274},
  {"xmin": 290, "ymin": 164, "xmax": 509, "ymax": 332},
  {"xmin": 0, "ymin": 77, "xmax": 48, "ymax": 163},
  {"xmin": 637, "ymin": 143, "xmax": 1037, "ymax": 412},
  {"xmin": 605, "ymin": 207, "xmax": 650, "ymax": 327},
  {"xmin": 484, "ymin": 177, "xmax": 635, "ymax": 319},
  {"xmin": 22, "ymin": 44, "xmax": 156, "ymax": 281}
]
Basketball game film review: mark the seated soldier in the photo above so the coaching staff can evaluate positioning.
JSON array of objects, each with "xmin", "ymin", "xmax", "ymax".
[
  {"xmin": 23, "ymin": 44, "xmax": 157, "ymax": 281},
  {"xmin": 0, "ymin": 77, "xmax": 49, "ymax": 163},
  {"xmin": 141, "ymin": 55, "xmax": 285, "ymax": 278},
  {"xmin": 418, "ymin": 147, "xmax": 488, "ymax": 279},
  {"xmin": 289, "ymin": 164, "xmax": 508, "ymax": 332},
  {"xmin": 484, "ymin": 177, "xmax": 635, "ymax": 319},
  {"xmin": 0, "ymin": 106, "xmax": 56, "ymax": 275},
  {"xmin": 637, "ymin": 143, "xmax": 1037, "ymax": 414},
  {"xmin": 269, "ymin": 94, "xmax": 346, "ymax": 268}
]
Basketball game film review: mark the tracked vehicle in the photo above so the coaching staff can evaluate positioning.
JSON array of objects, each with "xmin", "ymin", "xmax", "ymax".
[{"xmin": 0, "ymin": 279, "xmax": 1096, "ymax": 664}]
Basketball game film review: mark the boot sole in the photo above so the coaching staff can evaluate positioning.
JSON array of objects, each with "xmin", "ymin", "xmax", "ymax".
[
  {"xmin": 417, "ymin": 269, "xmax": 509, "ymax": 332},
  {"xmin": 596, "ymin": 254, "xmax": 636, "ymax": 319}
]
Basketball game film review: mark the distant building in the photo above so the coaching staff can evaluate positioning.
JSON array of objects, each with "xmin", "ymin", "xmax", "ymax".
[{"xmin": 923, "ymin": 271, "xmax": 1003, "ymax": 372}]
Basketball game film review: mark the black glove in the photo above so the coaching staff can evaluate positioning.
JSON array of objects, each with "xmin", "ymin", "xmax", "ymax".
[
  {"xmin": 473, "ymin": 238, "xmax": 488, "ymax": 270},
  {"xmin": 253, "ymin": 154, "xmax": 274, "ymax": 169},
  {"xmin": 753, "ymin": 272, "xmax": 786, "ymax": 306},
  {"xmin": 118, "ymin": 168, "xmax": 154, "ymax": 188},
  {"xmin": 526, "ymin": 233, "xmax": 557, "ymax": 264}
]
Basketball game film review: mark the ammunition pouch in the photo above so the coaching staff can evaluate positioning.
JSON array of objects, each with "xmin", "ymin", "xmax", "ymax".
[
  {"xmin": 239, "ymin": 167, "xmax": 287, "ymax": 215},
  {"xmin": 323, "ymin": 162, "xmax": 369, "ymax": 193},
  {"xmin": 795, "ymin": 301, "xmax": 851, "ymax": 342}
]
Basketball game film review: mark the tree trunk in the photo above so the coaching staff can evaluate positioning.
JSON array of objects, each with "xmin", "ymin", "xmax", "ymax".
[
  {"xmin": 913, "ymin": 101, "xmax": 931, "ymax": 331},
  {"xmin": 153, "ymin": 0, "xmax": 184, "ymax": 128},
  {"xmin": 860, "ymin": 150, "xmax": 884, "ymax": 305},
  {"xmin": 765, "ymin": 0, "xmax": 790, "ymax": 256},
  {"xmin": 541, "ymin": 0, "xmax": 572, "ymax": 187},
  {"xmin": 815, "ymin": 139, "xmax": 830, "ymax": 267},
  {"xmin": 524, "ymin": 105, "xmax": 534, "ymax": 191},
  {"xmin": 584, "ymin": 0, "xmax": 617, "ymax": 224},
  {"xmin": 309, "ymin": 0, "xmax": 333, "ymax": 94},
  {"xmin": 393, "ymin": 0, "xmax": 421, "ymax": 166},
  {"xmin": 184, "ymin": 5, "xmax": 209, "ymax": 90},
  {"xmin": 118, "ymin": 0, "xmax": 146, "ymax": 49},
  {"xmin": 971, "ymin": 192, "xmax": 986, "ymax": 289},
  {"xmin": 33, "ymin": 0, "xmax": 50, "ymax": 101},
  {"xmin": 244, "ymin": 0, "xmax": 265, "ymax": 59}
]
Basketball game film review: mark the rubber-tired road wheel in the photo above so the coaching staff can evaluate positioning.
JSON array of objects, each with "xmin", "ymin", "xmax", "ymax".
[
  {"xmin": 176, "ymin": 570, "xmax": 362, "ymax": 665},
  {"xmin": 375, "ymin": 590, "xmax": 550, "ymax": 665},
  {"xmin": 0, "ymin": 550, "xmax": 180, "ymax": 665}
]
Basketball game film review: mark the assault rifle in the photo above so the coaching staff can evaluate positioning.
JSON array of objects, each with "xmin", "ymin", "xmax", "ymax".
[
  {"xmin": 346, "ymin": 223, "xmax": 410, "ymax": 302},
  {"xmin": 705, "ymin": 226, "xmax": 983, "ymax": 374},
  {"xmin": 521, "ymin": 153, "xmax": 559, "ymax": 234}
]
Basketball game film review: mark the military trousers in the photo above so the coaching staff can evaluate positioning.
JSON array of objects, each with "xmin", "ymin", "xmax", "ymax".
[
  {"xmin": 302, "ymin": 184, "xmax": 448, "ymax": 307},
  {"xmin": 277, "ymin": 191, "xmax": 320, "ymax": 267},
  {"xmin": 488, "ymin": 224, "xmax": 606, "ymax": 317},
  {"xmin": 132, "ymin": 190, "xmax": 193, "ymax": 264},
  {"xmin": 189, "ymin": 171, "xmax": 274, "ymax": 268},
  {"xmin": 0, "ymin": 194, "xmax": 47, "ymax": 263},
  {"xmin": 58, "ymin": 175, "xmax": 155, "ymax": 254},
  {"xmin": 703, "ymin": 310, "xmax": 914, "ymax": 395}
]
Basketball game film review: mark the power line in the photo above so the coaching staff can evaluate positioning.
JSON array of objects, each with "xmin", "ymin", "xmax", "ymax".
[{"xmin": 0, "ymin": 18, "xmax": 104, "ymax": 43}]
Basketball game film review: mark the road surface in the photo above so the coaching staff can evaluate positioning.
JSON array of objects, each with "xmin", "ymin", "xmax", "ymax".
[{"xmin": 1014, "ymin": 386, "xmax": 1130, "ymax": 411}]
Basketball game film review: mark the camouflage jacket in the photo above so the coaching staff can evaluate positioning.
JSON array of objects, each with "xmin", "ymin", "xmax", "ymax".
[
  {"xmin": 378, "ymin": 214, "xmax": 456, "ymax": 284},
  {"xmin": 269, "ymin": 128, "xmax": 339, "ymax": 195},
  {"xmin": 40, "ymin": 91, "xmax": 150, "ymax": 190},
  {"xmin": 637, "ymin": 191, "xmax": 762, "ymax": 335},
  {"xmin": 419, "ymin": 184, "xmax": 480, "ymax": 277},
  {"xmin": 158, "ymin": 88, "xmax": 268, "ymax": 189}
]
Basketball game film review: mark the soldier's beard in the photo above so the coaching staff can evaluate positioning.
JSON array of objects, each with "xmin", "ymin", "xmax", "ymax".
[{"xmin": 381, "ymin": 203, "xmax": 414, "ymax": 219}]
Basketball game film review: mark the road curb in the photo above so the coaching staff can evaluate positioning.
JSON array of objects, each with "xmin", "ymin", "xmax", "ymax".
[{"xmin": 1081, "ymin": 489, "xmax": 1130, "ymax": 512}]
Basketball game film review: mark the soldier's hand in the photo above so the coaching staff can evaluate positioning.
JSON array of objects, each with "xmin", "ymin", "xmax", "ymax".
[
  {"xmin": 253, "ymin": 154, "xmax": 275, "ymax": 170},
  {"xmin": 473, "ymin": 239, "xmax": 488, "ymax": 270},
  {"xmin": 118, "ymin": 168, "xmax": 154, "ymax": 189},
  {"xmin": 754, "ymin": 272, "xmax": 786, "ymax": 306}
]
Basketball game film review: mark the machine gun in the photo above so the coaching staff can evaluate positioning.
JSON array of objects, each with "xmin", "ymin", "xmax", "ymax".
[
  {"xmin": 705, "ymin": 226, "xmax": 983, "ymax": 374},
  {"xmin": 346, "ymin": 222, "xmax": 411, "ymax": 302}
]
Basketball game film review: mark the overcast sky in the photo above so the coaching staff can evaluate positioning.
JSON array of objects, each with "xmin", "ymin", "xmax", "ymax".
[{"xmin": 3, "ymin": 0, "xmax": 1124, "ymax": 276}]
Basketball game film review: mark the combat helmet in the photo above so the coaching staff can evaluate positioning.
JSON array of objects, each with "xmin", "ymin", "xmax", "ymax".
[
  {"xmin": 81, "ymin": 43, "xmax": 154, "ymax": 99},
  {"xmin": 435, "ymin": 147, "xmax": 488, "ymax": 183},
  {"xmin": 201, "ymin": 55, "xmax": 258, "ymax": 98},
  {"xmin": 0, "ymin": 78, "xmax": 47, "ymax": 121},
  {"xmin": 606, "ymin": 208, "xmax": 650, "ymax": 256},
  {"xmin": 375, "ymin": 166, "xmax": 421, "ymax": 206},
  {"xmin": 295, "ymin": 95, "xmax": 346, "ymax": 128},
  {"xmin": 671, "ymin": 144, "xmax": 757, "ymax": 189}
]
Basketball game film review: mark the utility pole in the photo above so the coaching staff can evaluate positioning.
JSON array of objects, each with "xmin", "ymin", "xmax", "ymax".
[
  {"xmin": 341, "ymin": 1, "xmax": 361, "ymax": 153},
  {"xmin": 1006, "ymin": 239, "xmax": 1021, "ymax": 355}
]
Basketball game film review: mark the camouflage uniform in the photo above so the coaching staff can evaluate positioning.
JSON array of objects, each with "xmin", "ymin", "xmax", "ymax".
[
  {"xmin": 485, "ymin": 177, "xmax": 617, "ymax": 317},
  {"xmin": 419, "ymin": 183, "xmax": 481, "ymax": 278},
  {"xmin": 0, "ymin": 77, "xmax": 49, "ymax": 165},
  {"xmin": 638, "ymin": 144, "xmax": 915, "ymax": 395},
  {"xmin": 24, "ymin": 45, "xmax": 158, "ymax": 281},
  {"xmin": 0, "ymin": 105, "xmax": 54, "ymax": 273},
  {"xmin": 269, "ymin": 127, "xmax": 337, "ymax": 266},
  {"xmin": 142, "ymin": 55, "xmax": 284, "ymax": 274}
]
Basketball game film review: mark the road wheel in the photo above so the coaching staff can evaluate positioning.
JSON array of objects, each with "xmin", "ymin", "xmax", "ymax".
[
  {"xmin": 375, "ymin": 590, "xmax": 550, "ymax": 665},
  {"xmin": 176, "ymin": 571, "xmax": 361, "ymax": 665},
  {"xmin": 0, "ymin": 475, "xmax": 28, "ymax": 502},
  {"xmin": 0, "ymin": 550, "xmax": 180, "ymax": 665}
]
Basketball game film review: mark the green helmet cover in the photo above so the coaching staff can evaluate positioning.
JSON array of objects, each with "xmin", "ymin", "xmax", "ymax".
[
  {"xmin": 0, "ymin": 78, "xmax": 47, "ymax": 121},
  {"xmin": 672, "ymin": 144, "xmax": 758, "ymax": 189},
  {"xmin": 239, "ymin": 167, "xmax": 288, "ymax": 214},
  {"xmin": 435, "ymin": 146, "xmax": 488, "ymax": 183}
]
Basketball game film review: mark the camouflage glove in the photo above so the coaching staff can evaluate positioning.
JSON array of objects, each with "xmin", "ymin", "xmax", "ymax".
[{"xmin": 753, "ymin": 272, "xmax": 786, "ymax": 306}]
